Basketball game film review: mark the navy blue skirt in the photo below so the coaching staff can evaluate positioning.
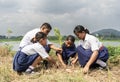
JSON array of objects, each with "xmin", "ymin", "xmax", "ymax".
[
  {"xmin": 77, "ymin": 45, "xmax": 109, "ymax": 67},
  {"xmin": 13, "ymin": 51, "xmax": 39, "ymax": 72},
  {"xmin": 62, "ymin": 51, "xmax": 76, "ymax": 61}
]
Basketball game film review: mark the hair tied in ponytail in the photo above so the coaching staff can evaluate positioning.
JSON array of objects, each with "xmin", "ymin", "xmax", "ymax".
[{"xmin": 31, "ymin": 37, "xmax": 37, "ymax": 43}]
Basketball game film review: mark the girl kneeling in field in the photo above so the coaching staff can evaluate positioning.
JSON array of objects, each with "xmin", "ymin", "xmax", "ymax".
[
  {"xmin": 56, "ymin": 35, "xmax": 77, "ymax": 68},
  {"xmin": 13, "ymin": 32, "xmax": 56, "ymax": 74},
  {"xmin": 73, "ymin": 25, "xmax": 109, "ymax": 74}
]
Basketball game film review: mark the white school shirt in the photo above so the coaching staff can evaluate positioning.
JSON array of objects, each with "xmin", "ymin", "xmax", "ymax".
[
  {"xmin": 19, "ymin": 28, "xmax": 52, "ymax": 48},
  {"xmin": 79, "ymin": 34, "xmax": 102, "ymax": 51},
  {"xmin": 21, "ymin": 42, "xmax": 49, "ymax": 59}
]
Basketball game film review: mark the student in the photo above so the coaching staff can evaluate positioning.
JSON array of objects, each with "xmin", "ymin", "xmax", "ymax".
[
  {"xmin": 19, "ymin": 22, "xmax": 61, "ymax": 52},
  {"xmin": 13, "ymin": 32, "xmax": 57, "ymax": 74},
  {"xmin": 73, "ymin": 25, "xmax": 109, "ymax": 73},
  {"xmin": 56, "ymin": 35, "xmax": 77, "ymax": 68}
]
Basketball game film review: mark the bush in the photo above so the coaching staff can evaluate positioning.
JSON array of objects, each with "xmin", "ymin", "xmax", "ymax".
[
  {"xmin": 0, "ymin": 44, "xmax": 15, "ymax": 57},
  {"xmin": 107, "ymin": 46, "xmax": 120, "ymax": 64}
]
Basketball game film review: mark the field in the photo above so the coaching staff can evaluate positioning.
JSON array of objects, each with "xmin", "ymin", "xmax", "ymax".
[{"xmin": 0, "ymin": 44, "xmax": 120, "ymax": 82}]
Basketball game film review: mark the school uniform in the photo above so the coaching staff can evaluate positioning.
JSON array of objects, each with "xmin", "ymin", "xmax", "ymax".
[
  {"xmin": 57, "ymin": 43, "xmax": 76, "ymax": 64},
  {"xmin": 19, "ymin": 28, "xmax": 51, "ymax": 53},
  {"xmin": 13, "ymin": 42, "xmax": 49, "ymax": 72},
  {"xmin": 77, "ymin": 34, "xmax": 109, "ymax": 67}
]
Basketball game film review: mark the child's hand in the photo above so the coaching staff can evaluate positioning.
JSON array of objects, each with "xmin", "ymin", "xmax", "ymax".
[
  {"xmin": 56, "ymin": 48, "xmax": 63, "ymax": 54},
  {"xmin": 71, "ymin": 59, "xmax": 76, "ymax": 65},
  {"xmin": 83, "ymin": 65, "xmax": 89, "ymax": 74},
  {"xmin": 56, "ymin": 47, "xmax": 62, "ymax": 51},
  {"xmin": 71, "ymin": 57, "xmax": 78, "ymax": 65},
  {"xmin": 53, "ymin": 63, "xmax": 59, "ymax": 69}
]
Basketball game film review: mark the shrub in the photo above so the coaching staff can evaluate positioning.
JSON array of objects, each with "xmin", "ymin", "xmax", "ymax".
[
  {"xmin": 107, "ymin": 46, "xmax": 120, "ymax": 64},
  {"xmin": 0, "ymin": 44, "xmax": 15, "ymax": 57}
]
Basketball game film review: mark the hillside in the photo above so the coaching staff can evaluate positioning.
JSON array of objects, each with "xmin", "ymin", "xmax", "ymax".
[{"xmin": 92, "ymin": 29, "xmax": 120, "ymax": 37}]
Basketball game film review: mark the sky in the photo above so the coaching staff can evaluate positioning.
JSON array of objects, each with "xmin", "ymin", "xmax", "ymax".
[{"xmin": 0, "ymin": 0, "xmax": 120, "ymax": 36}]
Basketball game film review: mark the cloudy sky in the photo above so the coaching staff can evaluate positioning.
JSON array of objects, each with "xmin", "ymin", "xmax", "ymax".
[{"xmin": 0, "ymin": 0, "xmax": 120, "ymax": 36}]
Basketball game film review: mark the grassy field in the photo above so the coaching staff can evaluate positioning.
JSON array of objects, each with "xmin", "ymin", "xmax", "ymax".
[{"xmin": 0, "ymin": 44, "xmax": 120, "ymax": 82}]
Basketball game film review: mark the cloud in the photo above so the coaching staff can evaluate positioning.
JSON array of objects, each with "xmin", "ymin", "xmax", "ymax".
[
  {"xmin": 0, "ymin": 0, "xmax": 120, "ymax": 36},
  {"xmin": 34, "ymin": 0, "xmax": 84, "ymax": 14},
  {"xmin": 0, "ymin": 0, "xmax": 19, "ymax": 13}
]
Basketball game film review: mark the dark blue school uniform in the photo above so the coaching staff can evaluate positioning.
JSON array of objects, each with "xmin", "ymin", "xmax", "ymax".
[
  {"xmin": 13, "ymin": 45, "xmax": 50, "ymax": 72},
  {"xmin": 77, "ymin": 45, "xmax": 109, "ymax": 67},
  {"xmin": 57, "ymin": 43, "xmax": 77, "ymax": 64},
  {"xmin": 44, "ymin": 45, "xmax": 51, "ymax": 53},
  {"xmin": 13, "ymin": 51, "xmax": 39, "ymax": 72}
]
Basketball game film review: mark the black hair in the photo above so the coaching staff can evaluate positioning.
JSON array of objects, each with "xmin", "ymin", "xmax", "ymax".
[
  {"xmin": 31, "ymin": 32, "xmax": 47, "ymax": 43},
  {"xmin": 73, "ymin": 25, "xmax": 89, "ymax": 34},
  {"xmin": 40, "ymin": 22, "xmax": 52, "ymax": 30},
  {"xmin": 66, "ymin": 35, "xmax": 75, "ymax": 43}
]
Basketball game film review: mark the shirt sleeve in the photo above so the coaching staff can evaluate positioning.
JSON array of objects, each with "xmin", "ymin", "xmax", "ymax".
[
  {"xmin": 89, "ymin": 37, "xmax": 99, "ymax": 51},
  {"xmin": 34, "ymin": 45, "xmax": 49, "ymax": 59}
]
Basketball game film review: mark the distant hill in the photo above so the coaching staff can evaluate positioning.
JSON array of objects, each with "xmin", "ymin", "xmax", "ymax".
[{"xmin": 92, "ymin": 29, "xmax": 120, "ymax": 37}]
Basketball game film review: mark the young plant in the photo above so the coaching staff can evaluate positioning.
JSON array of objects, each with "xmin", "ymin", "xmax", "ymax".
[
  {"xmin": 7, "ymin": 28, "xmax": 13, "ymax": 39},
  {"xmin": 54, "ymin": 28, "xmax": 63, "ymax": 46}
]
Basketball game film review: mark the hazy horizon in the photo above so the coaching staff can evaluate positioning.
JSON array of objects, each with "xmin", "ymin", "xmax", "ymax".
[{"xmin": 0, "ymin": 28, "xmax": 120, "ymax": 36}]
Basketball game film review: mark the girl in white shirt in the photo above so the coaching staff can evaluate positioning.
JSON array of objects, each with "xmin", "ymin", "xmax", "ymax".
[
  {"xmin": 13, "ymin": 32, "xmax": 56, "ymax": 74},
  {"xmin": 73, "ymin": 25, "xmax": 109, "ymax": 74}
]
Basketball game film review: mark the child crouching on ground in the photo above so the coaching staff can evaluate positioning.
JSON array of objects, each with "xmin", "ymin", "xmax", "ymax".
[
  {"xmin": 56, "ymin": 35, "xmax": 77, "ymax": 68},
  {"xmin": 73, "ymin": 25, "xmax": 109, "ymax": 74},
  {"xmin": 13, "ymin": 32, "xmax": 57, "ymax": 74}
]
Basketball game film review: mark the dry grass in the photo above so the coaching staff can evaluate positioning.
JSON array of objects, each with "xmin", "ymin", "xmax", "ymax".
[
  {"xmin": 0, "ymin": 56, "xmax": 120, "ymax": 82},
  {"xmin": 0, "ymin": 46, "xmax": 120, "ymax": 82},
  {"xmin": 0, "ymin": 45, "xmax": 15, "ymax": 57}
]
